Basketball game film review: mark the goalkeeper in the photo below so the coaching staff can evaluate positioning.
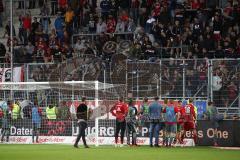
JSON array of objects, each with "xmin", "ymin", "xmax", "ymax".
[{"xmin": 126, "ymin": 99, "xmax": 138, "ymax": 146}]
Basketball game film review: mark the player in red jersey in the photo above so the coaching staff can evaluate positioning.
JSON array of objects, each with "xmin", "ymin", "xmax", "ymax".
[
  {"xmin": 110, "ymin": 97, "xmax": 128, "ymax": 147},
  {"xmin": 176, "ymin": 100, "xmax": 184, "ymax": 144},
  {"xmin": 181, "ymin": 98, "xmax": 197, "ymax": 145}
]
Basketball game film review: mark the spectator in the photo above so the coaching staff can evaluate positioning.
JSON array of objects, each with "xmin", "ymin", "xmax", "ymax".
[
  {"xmin": 51, "ymin": 0, "xmax": 58, "ymax": 15},
  {"xmin": 22, "ymin": 13, "xmax": 32, "ymax": 45},
  {"xmin": 34, "ymin": 37, "xmax": 47, "ymax": 63},
  {"xmin": 61, "ymin": 43, "xmax": 73, "ymax": 60},
  {"xmin": 84, "ymin": 42, "xmax": 96, "ymax": 55},
  {"xmin": 18, "ymin": 15, "xmax": 26, "ymax": 45},
  {"xmin": 0, "ymin": 101, "xmax": 11, "ymax": 143},
  {"xmin": 74, "ymin": 97, "xmax": 91, "ymax": 148},
  {"xmin": 148, "ymin": 96, "xmax": 162, "ymax": 147},
  {"xmin": 145, "ymin": 15, "xmax": 155, "ymax": 33},
  {"xmin": 120, "ymin": 10, "xmax": 129, "ymax": 22},
  {"xmin": 54, "ymin": 12, "xmax": 65, "ymax": 43},
  {"xmin": 96, "ymin": 18, "xmax": 107, "ymax": 34},
  {"xmin": 212, "ymin": 12, "xmax": 223, "ymax": 34},
  {"xmin": 58, "ymin": 0, "xmax": 67, "ymax": 14},
  {"xmin": 49, "ymin": 29, "xmax": 59, "ymax": 48},
  {"xmin": 126, "ymin": 18, "xmax": 136, "ymax": 32},
  {"xmin": 110, "ymin": 0, "xmax": 119, "ymax": 20},
  {"xmin": 192, "ymin": 18, "xmax": 203, "ymax": 41},
  {"xmin": 88, "ymin": 13, "xmax": 96, "ymax": 33},
  {"xmin": 70, "ymin": 103, "xmax": 76, "ymax": 120},
  {"xmin": 106, "ymin": 15, "xmax": 116, "ymax": 33},
  {"xmin": 152, "ymin": 1, "xmax": 161, "ymax": 18},
  {"xmin": 72, "ymin": 1, "xmax": 81, "ymax": 33},
  {"xmin": 82, "ymin": 0, "xmax": 91, "ymax": 27},
  {"xmin": 31, "ymin": 17, "xmax": 40, "ymax": 34},
  {"xmin": 25, "ymin": 42, "xmax": 35, "ymax": 62},
  {"xmin": 64, "ymin": 7, "xmax": 74, "ymax": 35},
  {"xmin": 191, "ymin": 0, "xmax": 201, "ymax": 9},
  {"xmin": 34, "ymin": 25, "xmax": 44, "ymax": 41},
  {"xmin": 74, "ymin": 38, "xmax": 86, "ymax": 54},
  {"xmin": 115, "ymin": 17, "xmax": 125, "ymax": 33},
  {"xmin": 169, "ymin": 0, "xmax": 177, "ymax": 21},
  {"xmin": 63, "ymin": 27, "xmax": 70, "ymax": 43},
  {"xmin": 130, "ymin": 0, "xmax": 140, "ymax": 24},
  {"xmin": 52, "ymin": 44, "xmax": 63, "ymax": 63},
  {"xmin": 46, "ymin": 104, "xmax": 57, "ymax": 120},
  {"xmin": 3, "ymin": 20, "xmax": 16, "ymax": 38},
  {"xmin": 12, "ymin": 101, "xmax": 21, "ymax": 120},
  {"xmin": 44, "ymin": 47, "xmax": 53, "ymax": 63},
  {"xmin": 100, "ymin": 0, "xmax": 111, "ymax": 21},
  {"xmin": 40, "ymin": 3, "xmax": 50, "ymax": 34},
  {"xmin": 31, "ymin": 102, "xmax": 42, "ymax": 143},
  {"xmin": 57, "ymin": 101, "xmax": 70, "ymax": 120},
  {"xmin": 0, "ymin": 42, "xmax": 6, "ymax": 63},
  {"xmin": 204, "ymin": 101, "xmax": 224, "ymax": 146},
  {"xmin": 129, "ymin": 42, "xmax": 143, "ymax": 60}
]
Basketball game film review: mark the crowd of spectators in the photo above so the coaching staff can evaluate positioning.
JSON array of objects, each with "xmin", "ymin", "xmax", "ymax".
[
  {"xmin": 0, "ymin": 0, "xmax": 239, "ymax": 64},
  {"xmin": 213, "ymin": 60, "xmax": 240, "ymax": 108},
  {"xmin": 0, "ymin": 0, "xmax": 239, "ymax": 108}
]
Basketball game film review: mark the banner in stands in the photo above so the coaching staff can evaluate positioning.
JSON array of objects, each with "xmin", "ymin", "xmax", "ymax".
[
  {"xmin": 0, "ymin": 120, "xmax": 239, "ymax": 146},
  {"xmin": 0, "ymin": 67, "xmax": 24, "ymax": 82}
]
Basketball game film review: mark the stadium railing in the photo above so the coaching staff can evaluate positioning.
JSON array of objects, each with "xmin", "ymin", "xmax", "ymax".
[{"xmin": 0, "ymin": 58, "xmax": 239, "ymax": 116}]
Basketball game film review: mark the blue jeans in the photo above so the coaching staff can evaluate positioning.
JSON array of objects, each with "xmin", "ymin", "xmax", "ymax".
[
  {"xmin": 149, "ymin": 122, "xmax": 160, "ymax": 145},
  {"xmin": 42, "ymin": 19, "xmax": 49, "ymax": 34}
]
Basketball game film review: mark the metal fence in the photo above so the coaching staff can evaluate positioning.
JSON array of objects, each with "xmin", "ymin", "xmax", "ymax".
[
  {"xmin": 0, "ymin": 58, "xmax": 239, "ymax": 115},
  {"xmin": 25, "ymin": 58, "xmax": 240, "ymax": 102}
]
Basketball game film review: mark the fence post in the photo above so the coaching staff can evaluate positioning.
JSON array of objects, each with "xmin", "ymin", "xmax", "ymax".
[
  {"xmin": 159, "ymin": 60, "xmax": 162, "ymax": 99},
  {"xmin": 10, "ymin": 0, "xmax": 13, "ymax": 101},
  {"xmin": 238, "ymin": 85, "xmax": 240, "ymax": 112},
  {"xmin": 136, "ymin": 61, "xmax": 139, "ymax": 100},
  {"xmin": 125, "ymin": 60, "xmax": 128, "ymax": 98},
  {"xmin": 209, "ymin": 59, "xmax": 213, "ymax": 102},
  {"xmin": 26, "ymin": 64, "xmax": 29, "ymax": 99},
  {"xmin": 95, "ymin": 81, "xmax": 99, "ymax": 147},
  {"xmin": 103, "ymin": 66, "xmax": 106, "ymax": 93},
  {"xmin": 24, "ymin": 0, "xmax": 26, "ymax": 15},
  {"xmin": 207, "ymin": 59, "xmax": 211, "ymax": 101},
  {"xmin": 183, "ymin": 59, "xmax": 186, "ymax": 99}
]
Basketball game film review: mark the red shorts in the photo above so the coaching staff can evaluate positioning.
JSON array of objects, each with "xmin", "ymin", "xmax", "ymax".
[{"xmin": 183, "ymin": 122, "xmax": 195, "ymax": 131}]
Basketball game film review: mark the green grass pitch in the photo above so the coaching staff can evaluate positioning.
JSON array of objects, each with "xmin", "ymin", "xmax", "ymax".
[{"xmin": 0, "ymin": 144, "xmax": 240, "ymax": 160}]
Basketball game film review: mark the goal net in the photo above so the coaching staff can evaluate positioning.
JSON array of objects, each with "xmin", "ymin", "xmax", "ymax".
[
  {"xmin": 0, "ymin": 81, "xmax": 125, "ymax": 146},
  {"xmin": 0, "ymin": 81, "xmax": 197, "ymax": 146}
]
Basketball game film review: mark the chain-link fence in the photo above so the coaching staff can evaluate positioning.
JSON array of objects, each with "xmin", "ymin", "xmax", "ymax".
[{"xmin": 1, "ymin": 58, "xmax": 239, "ymax": 115}]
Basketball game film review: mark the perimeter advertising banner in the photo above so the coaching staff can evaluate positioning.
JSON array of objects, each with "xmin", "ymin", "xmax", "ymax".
[{"xmin": 0, "ymin": 119, "xmax": 239, "ymax": 146}]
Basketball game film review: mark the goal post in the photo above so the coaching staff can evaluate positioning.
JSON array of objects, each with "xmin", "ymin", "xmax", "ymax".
[
  {"xmin": 0, "ymin": 81, "xmax": 125, "ymax": 146},
  {"xmin": 95, "ymin": 81, "xmax": 99, "ymax": 147}
]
